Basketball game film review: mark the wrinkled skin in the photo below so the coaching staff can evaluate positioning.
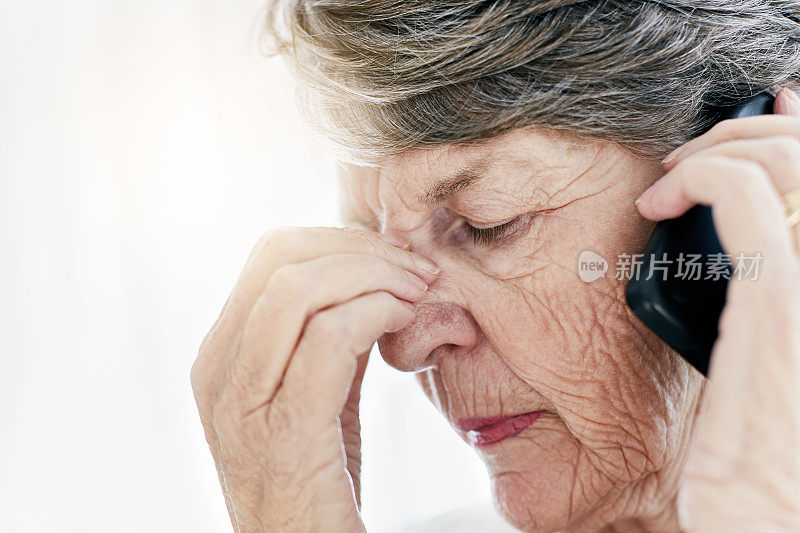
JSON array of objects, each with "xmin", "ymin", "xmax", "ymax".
[
  {"xmin": 342, "ymin": 129, "xmax": 702, "ymax": 532},
  {"xmin": 192, "ymin": 89, "xmax": 800, "ymax": 533}
]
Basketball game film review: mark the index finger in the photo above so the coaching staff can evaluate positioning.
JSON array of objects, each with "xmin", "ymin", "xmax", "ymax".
[{"xmin": 202, "ymin": 226, "xmax": 438, "ymax": 351}]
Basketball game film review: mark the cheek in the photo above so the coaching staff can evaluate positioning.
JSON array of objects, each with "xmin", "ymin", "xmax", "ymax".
[
  {"xmin": 477, "ymin": 261, "xmax": 683, "ymax": 478},
  {"xmin": 470, "ymin": 158, "xmax": 672, "ymax": 425},
  {"xmin": 484, "ymin": 272, "xmax": 635, "ymax": 389},
  {"xmin": 476, "ymin": 164, "xmax": 662, "ymax": 401}
]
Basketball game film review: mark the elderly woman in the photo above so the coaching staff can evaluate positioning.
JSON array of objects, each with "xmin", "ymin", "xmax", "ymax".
[{"xmin": 190, "ymin": 2, "xmax": 800, "ymax": 531}]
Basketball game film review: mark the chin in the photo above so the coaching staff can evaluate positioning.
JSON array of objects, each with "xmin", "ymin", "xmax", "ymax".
[{"xmin": 476, "ymin": 416, "xmax": 609, "ymax": 533}]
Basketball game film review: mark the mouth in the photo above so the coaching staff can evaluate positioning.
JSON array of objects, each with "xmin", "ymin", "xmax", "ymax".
[{"xmin": 455, "ymin": 411, "xmax": 543, "ymax": 446}]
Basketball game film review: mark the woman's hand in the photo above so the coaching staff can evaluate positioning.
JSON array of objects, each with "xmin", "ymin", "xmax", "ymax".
[
  {"xmin": 190, "ymin": 227, "xmax": 438, "ymax": 532},
  {"xmin": 636, "ymin": 88, "xmax": 800, "ymax": 531}
]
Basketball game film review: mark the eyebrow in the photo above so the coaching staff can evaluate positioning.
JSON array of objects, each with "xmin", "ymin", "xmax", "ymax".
[{"xmin": 417, "ymin": 166, "xmax": 485, "ymax": 207}]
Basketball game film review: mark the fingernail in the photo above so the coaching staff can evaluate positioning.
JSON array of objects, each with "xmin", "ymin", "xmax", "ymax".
[
  {"xmin": 406, "ymin": 271, "xmax": 429, "ymax": 293},
  {"xmin": 635, "ymin": 185, "xmax": 656, "ymax": 208},
  {"xmin": 379, "ymin": 233, "xmax": 410, "ymax": 249},
  {"xmin": 784, "ymin": 87, "xmax": 800, "ymax": 104},
  {"xmin": 417, "ymin": 257, "xmax": 440, "ymax": 276},
  {"xmin": 781, "ymin": 87, "xmax": 800, "ymax": 114},
  {"xmin": 661, "ymin": 146, "xmax": 682, "ymax": 167}
]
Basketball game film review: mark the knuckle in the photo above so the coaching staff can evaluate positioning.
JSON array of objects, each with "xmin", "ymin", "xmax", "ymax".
[
  {"xmin": 265, "ymin": 264, "xmax": 306, "ymax": 301},
  {"xmin": 191, "ymin": 341, "xmax": 236, "ymax": 420},
  {"xmin": 304, "ymin": 310, "xmax": 352, "ymax": 348},
  {"xmin": 197, "ymin": 323, "xmax": 230, "ymax": 362},
  {"xmin": 189, "ymin": 357, "xmax": 207, "ymax": 393},
  {"xmin": 340, "ymin": 225, "xmax": 377, "ymax": 241},
  {"xmin": 709, "ymin": 118, "xmax": 737, "ymax": 137},
  {"xmin": 254, "ymin": 227, "xmax": 279, "ymax": 254},
  {"xmin": 255, "ymin": 226, "xmax": 302, "ymax": 256},
  {"xmin": 727, "ymin": 161, "xmax": 770, "ymax": 196},
  {"xmin": 365, "ymin": 238, "xmax": 394, "ymax": 262},
  {"xmin": 190, "ymin": 358, "xmax": 219, "ymax": 410},
  {"xmin": 766, "ymin": 135, "xmax": 800, "ymax": 164},
  {"xmin": 371, "ymin": 289, "xmax": 397, "ymax": 308}
]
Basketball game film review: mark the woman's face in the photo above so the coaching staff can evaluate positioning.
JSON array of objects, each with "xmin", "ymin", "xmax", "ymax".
[{"xmin": 340, "ymin": 128, "xmax": 705, "ymax": 532}]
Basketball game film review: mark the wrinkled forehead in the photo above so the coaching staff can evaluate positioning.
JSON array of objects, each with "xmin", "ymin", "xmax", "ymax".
[
  {"xmin": 339, "ymin": 127, "xmax": 605, "ymax": 227},
  {"xmin": 381, "ymin": 127, "xmax": 591, "ymax": 184}
]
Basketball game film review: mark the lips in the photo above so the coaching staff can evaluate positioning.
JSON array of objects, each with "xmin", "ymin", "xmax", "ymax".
[{"xmin": 456, "ymin": 411, "xmax": 543, "ymax": 446}]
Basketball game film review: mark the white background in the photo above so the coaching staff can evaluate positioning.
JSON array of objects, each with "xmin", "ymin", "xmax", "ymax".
[{"xmin": 0, "ymin": 2, "xmax": 495, "ymax": 532}]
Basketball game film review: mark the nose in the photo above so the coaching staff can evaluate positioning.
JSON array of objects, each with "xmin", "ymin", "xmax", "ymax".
[{"xmin": 377, "ymin": 268, "xmax": 482, "ymax": 372}]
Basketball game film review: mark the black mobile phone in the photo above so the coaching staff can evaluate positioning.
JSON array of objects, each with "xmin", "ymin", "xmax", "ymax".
[{"xmin": 625, "ymin": 91, "xmax": 774, "ymax": 376}]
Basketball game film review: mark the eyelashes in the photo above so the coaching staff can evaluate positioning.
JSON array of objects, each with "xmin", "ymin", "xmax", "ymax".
[
  {"xmin": 467, "ymin": 219, "xmax": 517, "ymax": 245},
  {"xmin": 464, "ymin": 213, "xmax": 532, "ymax": 246}
]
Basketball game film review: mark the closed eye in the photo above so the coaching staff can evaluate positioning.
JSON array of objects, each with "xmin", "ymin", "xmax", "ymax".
[{"xmin": 465, "ymin": 214, "xmax": 531, "ymax": 245}]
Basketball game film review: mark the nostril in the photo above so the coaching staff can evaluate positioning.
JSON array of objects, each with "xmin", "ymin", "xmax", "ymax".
[{"xmin": 434, "ymin": 342, "xmax": 474, "ymax": 360}]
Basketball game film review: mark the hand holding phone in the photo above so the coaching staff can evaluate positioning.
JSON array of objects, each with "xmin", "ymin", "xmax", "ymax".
[{"xmin": 625, "ymin": 92, "xmax": 775, "ymax": 375}]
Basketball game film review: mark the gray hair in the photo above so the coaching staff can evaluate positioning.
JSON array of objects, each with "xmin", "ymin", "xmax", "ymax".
[{"xmin": 264, "ymin": 1, "xmax": 800, "ymax": 163}]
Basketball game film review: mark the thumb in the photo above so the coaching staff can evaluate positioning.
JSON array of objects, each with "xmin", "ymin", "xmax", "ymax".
[{"xmin": 774, "ymin": 87, "xmax": 800, "ymax": 116}]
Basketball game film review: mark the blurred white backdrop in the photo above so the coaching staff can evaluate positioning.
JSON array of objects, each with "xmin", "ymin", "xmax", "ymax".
[{"xmin": 0, "ymin": 1, "xmax": 496, "ymax": 532}]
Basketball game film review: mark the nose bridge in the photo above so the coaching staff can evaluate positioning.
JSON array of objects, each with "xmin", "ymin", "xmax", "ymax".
[
  {"xmin": 375, "ymin": 158, "xmax": 435, "ymax": 235},
  {"xmin": 374, "ymin": 164, "xmax": 486, "ymax": 368}
]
